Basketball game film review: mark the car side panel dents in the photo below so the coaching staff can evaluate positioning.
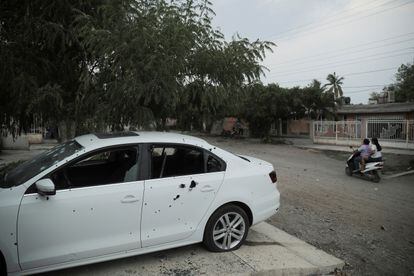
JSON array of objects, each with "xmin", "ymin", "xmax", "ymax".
[
  {"xmin": 0, "ymin": 133, "xmax": 280, "ymax": 275},
  {"xmin": 0, "ymin": 185, "xmax": 26, "ymax": 273}
]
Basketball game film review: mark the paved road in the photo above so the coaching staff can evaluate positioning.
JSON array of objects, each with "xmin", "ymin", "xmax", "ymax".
[{"xmin": 205, "ymin": 137, "xmax": 414, "ymax": 275}]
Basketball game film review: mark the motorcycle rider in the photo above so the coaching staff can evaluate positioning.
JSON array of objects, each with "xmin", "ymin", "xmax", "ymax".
[
  {"xmin": 369, "ymin": 137, "xmax": 383, "ymax": 162},
  {"xmin": 353, "ymin": 138, "xmax": 372, "ymax": 172}
]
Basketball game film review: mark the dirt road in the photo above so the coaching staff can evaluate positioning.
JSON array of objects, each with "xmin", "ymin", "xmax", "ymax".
[{"xmin": 205, "ymin": 136, "xmax": 414, "ymax": 275}]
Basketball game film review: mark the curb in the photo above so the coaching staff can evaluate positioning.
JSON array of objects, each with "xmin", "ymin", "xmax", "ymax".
[{"xmin": 383, "ymin": 170, "xmax": 414, "ymax": 179}]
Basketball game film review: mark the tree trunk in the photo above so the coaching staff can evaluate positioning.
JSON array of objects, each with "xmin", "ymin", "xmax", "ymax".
[{"xmin": 58, "ymin": 120, "xmax": 76, "ymax": 142}]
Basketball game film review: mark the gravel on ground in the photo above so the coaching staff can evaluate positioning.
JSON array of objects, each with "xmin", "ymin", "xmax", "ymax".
[{"xmin": 204, "ymin": 136, "xmax": 414, "ymax": 276}]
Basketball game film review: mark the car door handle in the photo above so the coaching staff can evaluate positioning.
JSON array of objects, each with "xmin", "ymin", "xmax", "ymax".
[
  {"xmin": 201, "ymin": 185, "xmax": 215, "ymax": 193},
  {"xmin": 121, "ymin": 195, "xmax": 139, "ymax": 203}
]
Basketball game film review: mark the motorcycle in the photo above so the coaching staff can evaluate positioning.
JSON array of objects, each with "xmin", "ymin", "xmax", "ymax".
[{"xmin": 345, "ymin": 147, "xmax": 384, "ymax": 183}]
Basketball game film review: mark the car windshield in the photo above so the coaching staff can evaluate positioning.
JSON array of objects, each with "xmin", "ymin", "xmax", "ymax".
[{"xmin": 0, "ymin": 140, "xmax": 83, "ymax": 188}]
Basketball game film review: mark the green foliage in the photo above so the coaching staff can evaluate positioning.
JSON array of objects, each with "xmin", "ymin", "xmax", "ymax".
[
  {"xmin": 243, "ymin": 81, "xmax": 335, "ymax": 138},
  {"xmin": 0, "ymin": 0, "xmax": 274, "ymax": 138},
  {"xmin": 393, "ymin": 63, "xmax": 414, "ymax": 102},
  {"xmin": 243, "ymin": 83, "xmax": 287, "ymax": 138},
  {"xmin": 323, "ymin": 72, "xmax": 344, "ymax": 101}
]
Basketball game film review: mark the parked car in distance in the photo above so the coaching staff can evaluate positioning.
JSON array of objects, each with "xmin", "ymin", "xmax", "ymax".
[{"xmin": 0, "ymin": 131, "xmax": 280, "ymax": 275}]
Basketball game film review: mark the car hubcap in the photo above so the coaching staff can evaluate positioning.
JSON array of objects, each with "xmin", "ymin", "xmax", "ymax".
[{"xmin": 213, "ymin": 212, "xmax": 246, "ymax": 250}]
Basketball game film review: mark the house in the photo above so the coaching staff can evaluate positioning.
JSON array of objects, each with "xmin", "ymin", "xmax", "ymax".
[
  {"xmin": 337, "ymin": 102, "xmax": 414, "ymax": 121},
  {"xmin": 312, "ymin": 102, "xmax": 414, "ymax": 149}
]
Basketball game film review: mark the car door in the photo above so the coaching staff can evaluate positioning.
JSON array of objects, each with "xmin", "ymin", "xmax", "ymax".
[
  {"xmin": 17, "ymin": 145, "xmax": 144, "ymax": 270},
  {"xmin": 141, "ymin": 144, "xmax": 225, "ymax": 247}
]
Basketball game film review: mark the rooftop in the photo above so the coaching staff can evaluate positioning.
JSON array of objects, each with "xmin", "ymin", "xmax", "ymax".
[
  {"xmin": 75, "ymin": 131, "xmax": 210, "ymax": 150},
  {"xmin": 337, "ymin": 102, "xmax": 414, "ymax": 114}
]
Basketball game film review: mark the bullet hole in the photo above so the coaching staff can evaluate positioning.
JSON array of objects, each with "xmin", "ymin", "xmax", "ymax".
[
  {"xmin": 90, "ymin": 208, "xmax": 94, "ymax": 211},
  {"xmin": 153, "ymin": 229, "xmax": 156, "ymax": 231},
  {"xmin": 150, "ymin": 186, "xmax": 153, "ymax": 189},
  {"xmin": 173, "ymin": 195, "xmax": 180, "ymax": 200},
  {"xmin": 154, "ymin": 211, "xmax": 157, "ymax": 214},
  {"xmin": 169, "ymin": 205, "xmax": 172, "ymax": 208},
  {"xmin": 190, "ymin": 227, "xmax": 192, "ymax": 230},
  {"xmin": 72, "ymin": 210, "xmax": 76, "ymax": 212},
  {"xmin": 145, "ymin": 203, "xmax": 147, "ymax": 206},
  {"xmin": 10, "ymin": 233, "xmax": 13, "ymax": 236},
  {"xmin": 130, "ymin": 232, "xmax": 132, "ymax": 235},
  {"xmin": 46, "ymin": 197, "xmax": 49, "ymax": 200},
  {"xmin": 147, "ymin": 235, "xmax": 150, "ymax": 238},
  {"xmin": 158, "ymin": 209, "xmax": 160, "ymax": 212},
  {"xmin": 178, "ymin": 218, "xmax": 181, "ymax": 221}
]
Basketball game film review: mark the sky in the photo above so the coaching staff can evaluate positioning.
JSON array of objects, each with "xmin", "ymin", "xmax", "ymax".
[{"xmin": 210, "ymin": 0, "xmax": 414, "ymax": 104}]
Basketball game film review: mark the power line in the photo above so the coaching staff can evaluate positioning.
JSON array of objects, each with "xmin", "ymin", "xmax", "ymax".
[
  {"xmin": 273, "ymin": 0, "xmax": 414, "ymax": 42},
  {"xmin": 344, "ymin": 66, "xmax": 399, "ymax": 77},
  {"xmin": 267, "ymin": 31, "xmax": 414, "ymax": 66},
  {"xmin": 343, "ymin": 84, "xmax": 389, "ymax": 88},
  {"xmin": 267, "ymin": 0, "xmax": 392, "ymax": 41},
  {"xmin": 267, "ymin": 37, "xmax": 414, "ymax": 69},
  {"xmin": 267, "ymin": 51, "xmax": 413, "ymax": 77},
  {"xmin": 270, "ymin": 66, "xmax": 399, "ymax": 84},
  {"xmin": 344, "ymin": 88, "xmax": 384, "ymax": 94},
  {"xmin": 268, "ymin": 47, "xmax": 413, "ymax": 75}
]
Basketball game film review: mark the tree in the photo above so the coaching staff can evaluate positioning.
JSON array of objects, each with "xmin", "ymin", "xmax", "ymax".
[
  {"xmin": 301, "ymin": 79, "xmax": 334, "ymax": 120},
  {"xmin": 394, "ymin": 63, "xmax": 414, "ymax": 102},
  {"xmin": 323, "ymin": 72, "xmax": 344, "ymax": 101},
  {"xmin": 0, "ymin": 1, "xmax": 96, "ymax": 139},
  {"xmin": 369, "ymin": 92, "xmax": 381, "ymax": 102},
  {"xmin": 0, "ymin": 0, "xmax": 274, "ymax": 139},
  {"xmin": 243, "ymin": 84, "xmax": 284, "ymax": 138}
]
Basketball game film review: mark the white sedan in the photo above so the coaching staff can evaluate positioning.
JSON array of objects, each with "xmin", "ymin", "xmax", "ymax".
[{"xmin": 0, "ymin": 132, "xmax": 280, "ymax": 275}]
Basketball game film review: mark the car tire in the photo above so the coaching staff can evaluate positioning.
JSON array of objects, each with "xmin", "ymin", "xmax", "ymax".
[{"xmin": 203, "ymin": 204, "xmax": 249, "ymax": 252}]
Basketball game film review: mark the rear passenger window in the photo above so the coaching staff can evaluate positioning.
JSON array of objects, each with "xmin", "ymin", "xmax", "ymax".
[
  {"xmin": 207, "ymin": 155, "xmax": 223, "ymax": 172},
  {"xmin": 151, "ymin": 146, "xmax": 204, "ymax": 178}
]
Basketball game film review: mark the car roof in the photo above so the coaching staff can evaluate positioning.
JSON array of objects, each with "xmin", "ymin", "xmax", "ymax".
[{"xmin": 74, "ymin": 131, "xmax": 211, "ymax": 150}]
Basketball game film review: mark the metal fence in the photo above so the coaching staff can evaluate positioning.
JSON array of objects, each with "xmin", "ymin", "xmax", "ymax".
[
  {"xmin": 313, "ymin": 121, "xmax": 361, "ymax": 140},
  {"xmin": 313, "ymin": 120, "xmax": 414, "ymax": 148},
  {"xmin": 367, "ymin": 119, "xmax": 413, "ymax": 142}
]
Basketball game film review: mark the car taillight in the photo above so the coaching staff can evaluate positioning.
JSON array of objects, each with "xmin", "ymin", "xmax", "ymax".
[{"xmin": 269, "ymin": 171, "xmax": 277, "ymax": 183}]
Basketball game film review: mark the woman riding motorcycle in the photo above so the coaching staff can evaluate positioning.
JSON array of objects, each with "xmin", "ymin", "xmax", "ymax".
[{"xmin": 368, "ymin": 137, "xmax": 382, "ymax": 163}]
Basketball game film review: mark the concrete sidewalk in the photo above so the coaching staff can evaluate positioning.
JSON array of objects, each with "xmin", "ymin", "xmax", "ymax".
[{"xmin": 46, "ymin": 222, "xmax": 344, "ymax": 276}]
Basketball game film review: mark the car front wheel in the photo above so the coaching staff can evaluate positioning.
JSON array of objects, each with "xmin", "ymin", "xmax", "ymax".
[{"xmin": 203, "ymin": 205, "xmax": 249, "ymax": 252}]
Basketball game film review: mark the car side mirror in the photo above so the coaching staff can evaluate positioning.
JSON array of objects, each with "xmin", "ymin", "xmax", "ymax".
[{"xmin": 35, "ymin": 179, "xmax": 56, "ymax": 196}]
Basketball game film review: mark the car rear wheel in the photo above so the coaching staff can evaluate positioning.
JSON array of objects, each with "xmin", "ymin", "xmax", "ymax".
[{"xmin": 203, "ymin": 205, "xmax": 249, "ymax": 252}]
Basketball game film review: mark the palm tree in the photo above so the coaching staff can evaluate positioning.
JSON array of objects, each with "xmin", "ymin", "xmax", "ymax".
[{"xmin": 323, "ymin": 72, "xmax": 344, "ymax": 101}]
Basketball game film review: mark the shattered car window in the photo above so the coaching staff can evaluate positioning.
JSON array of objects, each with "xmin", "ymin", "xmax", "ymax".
[{"xmin": 0, "ymin": 141, "xmax": 83, "ymax": 188}]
